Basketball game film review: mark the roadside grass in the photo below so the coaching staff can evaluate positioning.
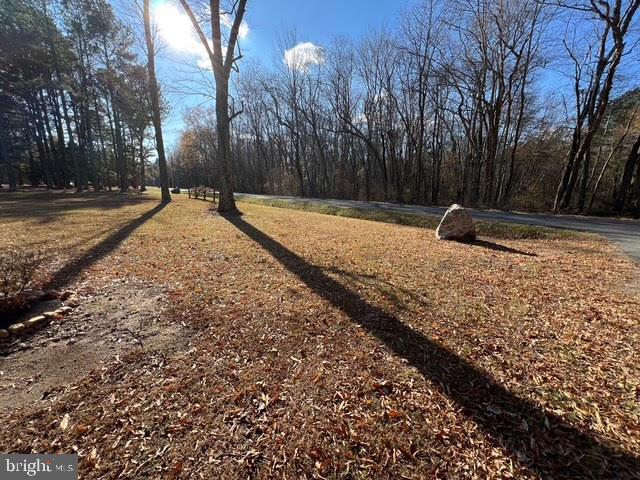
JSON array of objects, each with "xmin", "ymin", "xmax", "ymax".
[
  {"xmin": 235, "ymin": 196, "xmax": 578, "ymax": 240},
  {"xmin": 0, "ymin": 190, "xmax": 638, "ymax": 479}
]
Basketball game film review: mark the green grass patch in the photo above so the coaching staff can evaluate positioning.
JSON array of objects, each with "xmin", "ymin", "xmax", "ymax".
[{"xmin": 236, "ymin": 196, "xmax": 578, "ymax": 240}]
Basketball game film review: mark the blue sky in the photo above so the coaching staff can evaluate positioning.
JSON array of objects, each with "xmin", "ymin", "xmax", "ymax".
[
  {"xmin": 245, "ymin": 0, "xmax": 406, "ymax": 60},
  {"xmin": 147, "ymin": 0, "xmax": 407, "ymax": 149},
  {"xmin": 138, "ymin": 0, "xmax": 639, "ymax": 151}
]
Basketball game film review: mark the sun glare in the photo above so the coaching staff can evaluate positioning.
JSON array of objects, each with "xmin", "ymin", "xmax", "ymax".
[
  {"xmin": 153, "ymin": 0, "xmax": 249, "ymax": 62},
  {"xmin": 154, "ymin": 1, "xmax": 202, "ymax": 54}
]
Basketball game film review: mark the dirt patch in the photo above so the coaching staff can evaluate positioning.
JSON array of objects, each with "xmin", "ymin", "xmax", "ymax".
[{"xmin": 0, "ymin": 278, "xmax": 190, "ymax": 412}]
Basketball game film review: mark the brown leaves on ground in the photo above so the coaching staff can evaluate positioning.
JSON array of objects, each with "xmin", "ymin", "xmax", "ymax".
[{"xmin": 0, "ymin": 191, "xmax": 639, "ymax": 479}]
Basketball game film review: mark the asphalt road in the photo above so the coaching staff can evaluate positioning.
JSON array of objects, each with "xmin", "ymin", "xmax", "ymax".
[{"xmin": 235, "ymin": 192, "xmax": 640, "ymax": 263}]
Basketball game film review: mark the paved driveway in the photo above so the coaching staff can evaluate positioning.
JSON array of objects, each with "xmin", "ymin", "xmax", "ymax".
[{"xmin": 235, "ymin": 193, "xmax": 640, "ymax": 263}]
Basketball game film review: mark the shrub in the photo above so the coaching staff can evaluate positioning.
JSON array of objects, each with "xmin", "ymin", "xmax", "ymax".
[{"xmin": 0, "ymin": 247, "xmax": 43, "ymax": 313}]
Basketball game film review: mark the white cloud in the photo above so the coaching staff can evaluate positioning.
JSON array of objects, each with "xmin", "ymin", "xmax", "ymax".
[{"xmin": 284, "ymin": 42, "xmax": 325, "ymax": 71}]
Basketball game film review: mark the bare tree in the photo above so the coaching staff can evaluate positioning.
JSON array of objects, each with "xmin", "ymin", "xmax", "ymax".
[
  {"xmin": 590, "ymin": 104, "xmax": 638, "ymax": 210},
  {"xmin": 614, "ymin": 132, "xmax": 640, "ymax": 211},
  {"xmin": 554, "ymin": 0, "xmax": 640, "ymax": 211},
  {"xmin": 164, "ymin": 0, "xmax": 640, "ymax": 217},
  {"xmin": 179, "ymin": 0, "xmax": 248, "ymax": 213},
  {"xmin": 143, "ymin": 0, "xmax": 171, "ymax": 202}
]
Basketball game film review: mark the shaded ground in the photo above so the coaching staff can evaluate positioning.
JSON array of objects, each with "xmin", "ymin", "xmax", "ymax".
[
  {"xmin": 236, "ymin": 193, "xmax": 640, "ymax": 262},
  {"xmin": 0, "ymin": 190, "xmax": 639, "ymax": 479}
]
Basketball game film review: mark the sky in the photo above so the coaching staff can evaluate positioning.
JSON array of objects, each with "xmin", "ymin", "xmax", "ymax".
[
  {"xmin": 132, "ymin": 0, "xmax": 639, "ymax": 152},
  {"xmin": 145, "ymin": 0, "xmax": 407, "ymax": 149}
]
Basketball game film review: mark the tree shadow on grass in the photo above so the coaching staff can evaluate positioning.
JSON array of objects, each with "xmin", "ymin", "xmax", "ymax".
[
  {"xmin": 323, "ymin": 266, "xmax": 432, "ymax": 311},
  {"xmin": 0, "ymin": 191, "xmax": 155, "ymax": 223},
  {"xmin": 222, "ymin": 213, "xmax": 639, "ymax": 479},
  {"xmin": 469, "ymin": 239, "xmax": 538, "ymax": 256},
  {"xmin": 44, "ymin": 202, "xmax": 167, "ymax": 291}
]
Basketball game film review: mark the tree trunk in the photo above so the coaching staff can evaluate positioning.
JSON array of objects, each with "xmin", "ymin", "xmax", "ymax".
[
  {"xmin": 179, "ymin": 0, "xmax": 246, "ymax": 213},
  {"xmin": 113, "ymin": 109, "xmax": 127, "ymax": 192},
  {"xmin": 215, "ymin": 78, "xmax": 237, "ymax": 212},
  {"xmin": 139, "ymin": 134, "xmax": 146, "ymax": 192},
  {"xmin": 45, "ymin": 90, "xmax": 69, "ymax": 187},
  {"xmin": 60, "ymin": 90, "xmax": 83, "ymax": 192},
  {"xmin": 28, "ymin": 102, "xmax": 53, "ymax": 188},
  {"xmin": 0, "ymin": 113, "xmax": 17, "ymax": 192},
  {"xmin": 144, "ymin": 0, "xmax": 171, "ymax": 203},
  {"xmin": 613, "ymin": 134, "xmax": 640, "ymax": 213},
  {"xmin": 577, "ymin": 148, "xmax": 591, "ymax": 212}
]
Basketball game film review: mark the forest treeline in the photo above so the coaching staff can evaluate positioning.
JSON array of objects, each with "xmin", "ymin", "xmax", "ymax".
[
  {"xmin": 2, "ymin": 0, "xmax": 640, "ymax": 215},
  {"xmin": 0, "ymin": 0, "xmax": 156, "ymax": 193},
  {"xmin": 170, "ymin": 0, "xmax": 640, "ymax": 215}
]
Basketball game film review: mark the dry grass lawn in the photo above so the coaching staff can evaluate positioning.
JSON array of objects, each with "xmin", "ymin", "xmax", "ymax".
[{"xmin": 0, "ymin": 189, "xmax": 639, "ymax": 479}]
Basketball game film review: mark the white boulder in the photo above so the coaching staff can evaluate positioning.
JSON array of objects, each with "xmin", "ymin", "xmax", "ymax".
[{"xmin": 436, "ymin": 204, "xmax": 476, "ymax": 242}]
